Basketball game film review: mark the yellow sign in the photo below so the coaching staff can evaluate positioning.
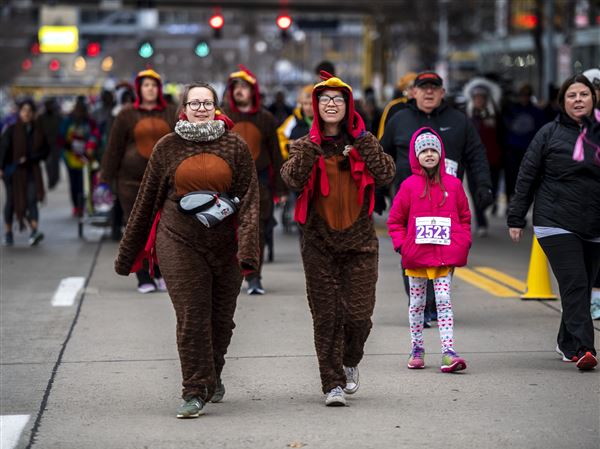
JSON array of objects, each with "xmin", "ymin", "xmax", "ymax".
[{"xmin": 38, "ymin": 26, "xmax": 79, "ymax": 53}]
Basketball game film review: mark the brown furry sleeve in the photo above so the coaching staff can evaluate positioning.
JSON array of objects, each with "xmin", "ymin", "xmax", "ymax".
[
  {"xmin": 229, "ymin": 134, "xmax": 260, "ymax": 271},
  {"xmin": 100, "ymin": 108, "xmax": 132, "ymax": 184},
  {"xmin": 280, "ymin": 136, "xmax": 320, "ymax": 191},
  {"xmin": 114, "ymin": 135, "xmax": 170, "ymax": 275},
  {"xmin": 353, "ymin": 132, "xmax": 396, "ymax": 187}
]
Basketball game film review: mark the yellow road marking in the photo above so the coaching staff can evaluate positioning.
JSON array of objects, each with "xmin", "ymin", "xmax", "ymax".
[
  {"xmin": 454, "ymin": 267, "xmax": 520, "ymax": 297},
  {"xmin": 473, "ymin": 267, "xmax": 527, "ymax": 293}
]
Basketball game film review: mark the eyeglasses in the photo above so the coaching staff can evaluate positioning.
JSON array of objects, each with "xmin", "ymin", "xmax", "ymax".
[
  {"xmin": 185, "ymin": 100, "xmax": 215, "ymax": 111},
  {"xmin": 318, "ymin": 95, "xmax": 346, "ymax": 106}
]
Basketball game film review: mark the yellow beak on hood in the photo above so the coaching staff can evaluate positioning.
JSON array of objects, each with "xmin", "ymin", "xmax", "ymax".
[{"xmin": 314, "ymin": 76, "xmax": 352, "ymax": 92}]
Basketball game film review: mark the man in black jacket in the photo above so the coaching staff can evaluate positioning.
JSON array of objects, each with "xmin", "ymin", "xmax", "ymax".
[
  {"xmin": 381, "ymin": 71, "xmax": 493, "ymax": 200},
  {"xmin": 381, "ymin": 71, "xmax": 493, "ymax": 322}
]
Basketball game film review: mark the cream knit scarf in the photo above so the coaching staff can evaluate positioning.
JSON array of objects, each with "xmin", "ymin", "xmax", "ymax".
[{"xmin": 175, "ymin": 119, "xmax": 225, "ymax": 142}]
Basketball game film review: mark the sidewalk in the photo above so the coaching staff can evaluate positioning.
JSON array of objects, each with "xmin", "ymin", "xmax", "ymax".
[{"xmin": 28, "ymin": 210, "xmax": 599, "ymax": 449}]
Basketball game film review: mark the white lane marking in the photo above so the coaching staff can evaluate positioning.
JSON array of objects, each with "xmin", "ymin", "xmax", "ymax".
[
  {"xmin": 51, "ymin": 277, "xmax": 86, "ymax": 307},
  {"xmin": 0, "ymin": 415, "xmax": 30, "ymax": 449}
]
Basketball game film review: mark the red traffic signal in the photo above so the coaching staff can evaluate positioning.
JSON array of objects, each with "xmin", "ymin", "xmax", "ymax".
[
  {"xmin": 276, "ymin": 14, "xmax": 292, "ymax": 30},
  {"xmin": 86, "ymin": 41, "xmax": 101, "ymax": 57},
  {"xmin": 209, "ymin": 14, "xmax": 224, "ymax": 29},
  {"xmin": 30, "ymin": 42, "xmax": 40, "ymax": 56},
  {"xmin": 49, "ymin": 59, "xmax": 60, "ymax": 71},
  {"xmin": 22, "ymin": 59, "xmax": 33, "ymax": 71}
]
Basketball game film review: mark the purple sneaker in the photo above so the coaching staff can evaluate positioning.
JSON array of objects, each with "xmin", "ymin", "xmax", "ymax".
[
  {"xmin": 441, "ymin": 350, "xmax": 467, "ymax": 373},
  {"xmin": 408, "ymin": 346, "xmax": 425, "ymax": 369}
]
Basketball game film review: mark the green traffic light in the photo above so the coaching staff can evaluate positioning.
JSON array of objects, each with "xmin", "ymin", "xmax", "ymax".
[
  {"xmin": 139, "ymin": 42, "xmax": 154, "ymax": 58},
  {"xmin": 194, "ymin": 42, "xmax": 210, "ymax": 58}
]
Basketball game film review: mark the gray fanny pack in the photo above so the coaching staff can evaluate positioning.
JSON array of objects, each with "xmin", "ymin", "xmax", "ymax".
[{"xmin": 178, "ymin": 191, "xmax": 240, "ymax": 228}]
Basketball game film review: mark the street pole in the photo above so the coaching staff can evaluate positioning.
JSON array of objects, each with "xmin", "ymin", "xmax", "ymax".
[{"xmin": 542, "ymin": 0, "xmax": 555, "ymax": 102}]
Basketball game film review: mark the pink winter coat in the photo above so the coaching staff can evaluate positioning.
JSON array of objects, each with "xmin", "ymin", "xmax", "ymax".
[{"xmin": 387, "ymin": 127, "xmax": 471, "ymax": 269}]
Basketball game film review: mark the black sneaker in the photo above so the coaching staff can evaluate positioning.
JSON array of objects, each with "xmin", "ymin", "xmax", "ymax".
[
  {"xmin": 29, "ymin": 230, "xmax": 44, "ymax": 246},
  {"xmin": 247, "ymin": 278, "xmax": 265, "ymax": 295},
  {"xmin": 3, "ymin": 232, "xmax": 14, "ymax": 246}
]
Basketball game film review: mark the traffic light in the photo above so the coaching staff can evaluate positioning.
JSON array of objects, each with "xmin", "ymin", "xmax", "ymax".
[
  {"xmin": 276, "ymin": 14, "xmax": 292, "ymax": 41},
  {"xmin": 194, "ymin": 40, "xmax": 210, "ymax": 58},
  {"xmin": 22, "ymin": 59, "xmax": 32, "ymax": 71},
  {"xmin": 276, "ymin": 14, "xmax": 292, "ymax": 30},
  {"xmin": 209, "ymin": 12, "xmax": 224, "ymax": 38},
  {"xmin": 138, "ymin": 40, "xmax": 154, "ymax": 58},
  {"xmin": 86, "ymin": 41, "xmax": 101, "ymax": 57},
  {"xmin": 48, "ymin": 58, "xmax": 61, "ymax": 72}
]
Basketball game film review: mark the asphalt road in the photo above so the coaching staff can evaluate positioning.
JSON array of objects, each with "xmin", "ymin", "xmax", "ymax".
[{"xmin": 1, "ymin": 180, "xmax": 598, "ymax": 449}]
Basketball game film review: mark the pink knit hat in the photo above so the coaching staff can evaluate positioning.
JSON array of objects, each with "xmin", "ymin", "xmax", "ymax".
[{"xmin": 414, "ymin": 132, "xmax": 442, "ymax": 157}]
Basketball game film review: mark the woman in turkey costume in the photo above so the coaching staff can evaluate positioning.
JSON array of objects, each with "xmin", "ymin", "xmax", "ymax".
[
  {"xmin": 281, "ymin": 72, "xmax": 395, "ymax": 406},
  {"xmin": 114, "ymin": 82, "xmax": 259, "ymax": 418}
]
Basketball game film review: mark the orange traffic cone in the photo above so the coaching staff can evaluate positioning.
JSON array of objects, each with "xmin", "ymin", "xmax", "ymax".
[{"xmin": 521, "ymin": 236, "xmax": 557, "ymax": 300}]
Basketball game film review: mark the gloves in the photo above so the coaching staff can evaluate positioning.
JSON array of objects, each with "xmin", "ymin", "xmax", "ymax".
[
  {"xmin": 373, "ymin": 187, "xmax": 388, "ymax": 215},
  {"xmin": 476, "ymin": 187, "xmax": 494, "ymax": 210}
]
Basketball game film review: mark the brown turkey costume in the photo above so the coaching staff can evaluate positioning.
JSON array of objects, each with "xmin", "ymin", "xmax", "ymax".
[
  {"xmin": 115, "ymin": 112, "xmax": 260, "ymax": 402},
  {"xmin": 101, "ymin": 69, "xmax": 177, "ymax": 287},
  {"xmin": 281, "ymin": 73, "xmax": 395, "ymax": 394},
  {"xmin": 222, "ymin": 65, "xmax": 286, "ymax": 292}
]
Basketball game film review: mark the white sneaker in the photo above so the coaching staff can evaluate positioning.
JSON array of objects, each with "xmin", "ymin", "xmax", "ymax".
[
  {"xmin": 555, "ymin": 345, "xmax": 577, "ymax": 362},
  {"xmin": 325, "ymin": 386, "xmax": 346, "ymax": 407},
  {"xmin": 343, "ymin": 366, "xmax": 359, "ymax": 394},
  {"xmin": 247, "ymin": 278, "xmax": 265, "ymax": 295},
  {"xmin": 156, "ymin": 277, "xmax": 168, "ymax": 292},
  {"xmin": 137, "ymin": 283, "xmax": 156, "ymax": 294}
]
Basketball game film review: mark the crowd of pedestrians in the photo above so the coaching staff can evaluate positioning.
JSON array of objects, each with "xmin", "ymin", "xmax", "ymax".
[{"xmin": 1, "ymin": 62, "xmax": 599, "ymax": 417}]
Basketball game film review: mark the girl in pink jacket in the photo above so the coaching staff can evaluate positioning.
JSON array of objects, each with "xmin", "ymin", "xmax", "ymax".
[{"xmin": 387, "ymin": 127, "xmax": 471, "ymax": 372}]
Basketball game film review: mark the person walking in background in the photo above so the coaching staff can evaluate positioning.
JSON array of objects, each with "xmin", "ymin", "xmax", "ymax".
[
  {"xmin": 108, "ymin": 82, "xmax": 135, "ymax": 241},
  {"xmin": 583, "ymin": 67, "xmax": 600, "ymax": 320},
  {"xmin": 38, "ymin": 97, "xmax": 63, "ymax": 190},
  {"xmin": 463, "ymin": 79, "xmax": 503, "ymax": 237},
  {"xmin": 114, "ymin": 82, "xmax": 259, "ymax": 418},
  {"xmin": 277, "ymin": 84, "xmax": 314, "ymax": 233},
  {"xmin": 268, "ymin": 90, "xmax": 293, "ymax": 127},
  {"xmin": 387, "ymin": 128, "xmax": 471, "ymax": 372},
  {"xmin": 0, "ymin": 99, "xmax": 49, "ymax": 246},
  {"xmin": 58, "ymin": 96, "xmax": 100, "ymax": 218},
  {"xmin": 508, "ymin": 74, "xmax": 600, "ymax": 371},
  {"xmin": 100, "ymin": 69, "xmax": 177, "ymax": 294},
  {"xmin": 222, "ymin": 65, "xmax": 287, "ymax": 295},
  {"xmin": 377, "ymin": 71, "xmax": 417, "ymax": 140},
  {"xmin": 281, "ymin": 71, "xmax": 395, "ymax": 406},
  {"xmin": 502, "ymin": 83, "xmax": 546, "ymax": 204}
]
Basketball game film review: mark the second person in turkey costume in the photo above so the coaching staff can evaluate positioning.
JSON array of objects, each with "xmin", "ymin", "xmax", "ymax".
[
  {"xmin": 222, "ymin": 65, "xmax": 287, "ymax": 295},
  {"xmin": 281, "ymin": 72, "xmax": 395, "ymax": 406},
  {"xmin": 101, "ymin": 69, "xmax": 177, "ymax": 293}
]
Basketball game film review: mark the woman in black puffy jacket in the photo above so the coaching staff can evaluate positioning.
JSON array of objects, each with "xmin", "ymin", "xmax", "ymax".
[{"xmin": 507, "ymin": 74, "xmax": 600, "ymax": 370}]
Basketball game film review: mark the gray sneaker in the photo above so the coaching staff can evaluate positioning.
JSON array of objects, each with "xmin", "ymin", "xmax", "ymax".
[
  {"xmin": 176, "ymin": 397, "xmax": 205, "ymax": 419},
  {"xmin": 210, "ymin": 379, "xmax": 225, "ymax": 403},
  {"xmin": 343, "ymin": 366, "xmax": 359, "ymax": 394},
  {"xmin": 28, "ymin": 230, "xmax": 44, "ymax": 246},
  {"xmin": 325, "ymin": 386, "xmax": 346, "ymax": 407}
]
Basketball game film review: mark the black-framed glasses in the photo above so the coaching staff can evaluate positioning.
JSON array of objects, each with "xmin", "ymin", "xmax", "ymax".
[
  {"xmin": 318, "ymin": 95, "xmax": 346, "ymax": 106},
  {"xmin": 185, "ymin": 100, "xmax": 215, "ymax": 111}
]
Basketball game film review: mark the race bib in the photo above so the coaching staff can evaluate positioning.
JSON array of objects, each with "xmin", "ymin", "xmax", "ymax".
[
  {"xmin": 444, "ymin": 158, "xmax": 458, "ymax": 177},
  {"xmin": 415, "ymin": 216, "xmax": 451, "ymax": 245}
]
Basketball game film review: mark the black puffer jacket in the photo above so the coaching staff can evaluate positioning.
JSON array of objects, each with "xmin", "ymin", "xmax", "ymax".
[
  {"xmin": 380, "ymin": 99, "xmax": 492, "ymax": 191},
  {"xmin": 507, "ymin": 113, "xmax": 600, "ymax": 239}
]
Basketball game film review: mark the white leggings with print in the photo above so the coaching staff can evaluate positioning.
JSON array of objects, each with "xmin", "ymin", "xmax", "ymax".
[{"xmin": 408, "ymin": 274, "xmax": 454, "ymax": 353}]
